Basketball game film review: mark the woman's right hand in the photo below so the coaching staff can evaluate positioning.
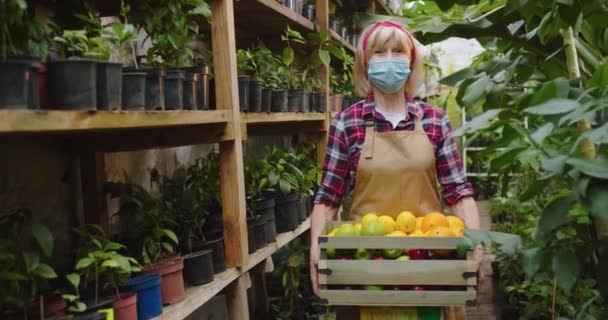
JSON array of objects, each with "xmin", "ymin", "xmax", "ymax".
[{"xmin": 310, "ymin": 240, "xmax": 320, "ymax": 296}]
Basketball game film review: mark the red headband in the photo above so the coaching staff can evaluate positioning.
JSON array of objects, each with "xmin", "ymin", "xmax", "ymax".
[{"xmin": 362, "ymin": 21, "xmax": 416, "ymax": 66}]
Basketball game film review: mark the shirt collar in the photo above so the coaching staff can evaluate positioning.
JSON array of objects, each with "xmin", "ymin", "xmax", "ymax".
[{"xmin": 362, "ymin": 94, "xmax": 423, "ymax": 121}]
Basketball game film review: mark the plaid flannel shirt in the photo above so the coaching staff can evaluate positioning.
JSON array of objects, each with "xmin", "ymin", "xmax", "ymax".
[{"xmin": 314, "ymin": 95, "xmax": 474, "ymax": 208}]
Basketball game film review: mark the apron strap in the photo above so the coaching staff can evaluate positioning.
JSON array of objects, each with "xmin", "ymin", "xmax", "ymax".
[{"xmin": 363, "ymin": 115, "xmax": 375, "ymax": 159}]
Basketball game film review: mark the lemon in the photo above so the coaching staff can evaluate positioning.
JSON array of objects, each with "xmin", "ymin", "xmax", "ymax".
[
  {"xmin": 409, "ymin": 229, "xmax": 425, "ymax": 237},
  {"xmin": 421, "ymin": 212, "xmax": 449, "ymax": 233},
  {"xmin": 427, "ymin": 226, "xmax": 454, "ymax": 237},
  {"xmin": 387, "ymin": 230, "xmax": 407, "ymax": 237},
  {"xmin": 451, "ymin": 227, "xmax": 464, "ymax": 236},
  {"xmin": 396, "ymin": 211, "xmax": 416, "ymax": 233},
  {"xmin": 447, "ymin": 216, "xmax": 465, "ymax": 229},
  {"xmin": 378, "ymin": 215, "xmax": 396, "ymax": 234},
  {"xmin": 355, "ymin": 223, "xmax": 362, "ymax": 231},
  {"xmin": 415, "ymin": 217, "xmax": 423, "ymax": 231},
  {"xmin": 361, "ymin": 213, "xmax": 379, "ymax": 225}
]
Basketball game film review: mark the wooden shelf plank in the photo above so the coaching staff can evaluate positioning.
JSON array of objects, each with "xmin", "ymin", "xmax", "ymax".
[
  {"xmin": 153, "ymin": 218, "xmax": 311, "ymax": 320},
  {"xmin": 0, "ymin": 110, "xmax": 231, "ymax": 134},
  {"xmin": 330, "ymin": 29, "xmax": 356, "ymax": 53},
  {"xmin": 243, "ymin": 112, "xmax": 326, "ymax": 124},
  {"xmin": 319, "ymin": 289, "xmax": 476, "ymax": 307}
]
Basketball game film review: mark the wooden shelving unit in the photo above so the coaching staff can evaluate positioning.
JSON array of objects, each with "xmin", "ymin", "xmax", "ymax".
[
  {"xmin": 0, "ymin": 1, "xmax": 388, "ymax": 319},
  {"xmin": 330, "ymin": 29, "xmax": 356, "ymax": 53},
  {"xmin": 153, "ymin": 218, "xmax": 311, "ymax": 320}
]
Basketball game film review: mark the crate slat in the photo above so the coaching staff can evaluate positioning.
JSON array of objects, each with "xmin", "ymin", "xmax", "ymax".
[
  {"xmin": 318, "ymin": 260, "xmax": 477, "ymax": 286},
  {"xmin": 319, "ymin": 235, "xmax": 463, "ymax": 249},
  {"xmin": 319, "ymin": 289, "xmax": 476, "ymax": 307}
]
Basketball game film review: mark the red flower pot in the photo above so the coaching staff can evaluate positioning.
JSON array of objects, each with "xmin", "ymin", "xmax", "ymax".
[
  {"xmin": 114, "ymin": 292, "xmax": 137, "ymax": 320},
  {"xmin": 141, "ymin": 255, "xmax": 186, "ymax": 305}
]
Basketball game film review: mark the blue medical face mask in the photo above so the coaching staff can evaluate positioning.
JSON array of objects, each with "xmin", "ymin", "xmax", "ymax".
[{"xmin": 367, "ymin": 57, "xmax": 411, "ymax": 94}]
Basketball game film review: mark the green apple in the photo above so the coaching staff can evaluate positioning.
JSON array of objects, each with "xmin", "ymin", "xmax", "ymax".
[
  {"xmin": 326, "ymin": 248, "xmax": 336, "ymax": 258},
  {"xmin": 396, "ymin": 255, "xmax": 411, "ymax": 261},
  {"xmin": 382, "ymin": 248, "xmax": 402, "ymax": 259},
  {"xmin": 363, "ymin": 285, "xmax": 383, "ymax": 290},
  {"xmin": 354, "ymin": 248, "xmax": 372, "ymax": 260}
]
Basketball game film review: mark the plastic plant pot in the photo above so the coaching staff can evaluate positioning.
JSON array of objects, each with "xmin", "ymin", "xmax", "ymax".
[
  {"xmin": 183, "ymin": 249, "xmax": 215, "ymax": 286},
  {"xmin": 192, "ymin": 237, "xmax": 227, "ymax": 274},
  {"xmin": 315, "ymin": 92, "xmax": 327, "ymax": 112},
  {"xmin": 303, "ymin": 4, "xmax": 315, "ymax": 20},
  {"xmin": 122, "ymin": 73, "xmax": 146, "ymax": 110},
  {"xmin": 254, "ymin": 216, "xmax": 267, "ymax": 249},
  {"xmin": 48, "ymin": 59, "xmax": 97, "ymax": 110},
  {"xmin": 113, "ymin": 292, "xmax": 137, "ymax": 320},
  {"xmin": 287, "ymin": 89, "xmax": 302, "ymax": 112},
  {"xmin": 182, "ymin": 71, "xmax": 199, "ymax": 110},
  {"xmin": 120, "ymin": 274, "xmax": 162, "ymax": 320},
  {"xmin": 144, "ymin": 67, "xmax": 165, "ymax": 110},
  {"xmin": 300, "ymin": 90, "xmax": 310, "ymax": 112},
  {"xmin": 253, "ymin": 197, "xmax": 277, "ymax": 243},
  {"xmin": 0, "ymin": 61, "xmax": 30, "ymax": 109},
  {"xmin": 275, "ymin": 193, "xmax": 300, "ymax": 233},
  {"xmin": 7, "ymin": 56, "xmax": 41, "ymax": 109},
  {"xmin": 96, "ymin": 62, "xmax": 122, "ymax": 110},
  {"xmin": 261, "ymin": 88, "xmax": 272, "ymax": 112},
  {"xmin": 296, "ymin": 196, "xmax": 307, "ymax": 222},
  {"xmin": 246, "ymin": 216, "xmax": 258, "ymax": 254},
  {"xmin": 141, "ymin": 255, "xmax": 185, "ymax": 305},
  {"xmin": 248, "ymin": 81, "xmax": 262, "ymax": 112},
  {"xmin": 270, "ymin": 90, "xmax": 288, "ymax": 112},
  {"xmin": 164, "ymin": 69, "xmax": 184, "ymax": 110},
  {"xmin": 238, "ymin": 76, "xmax": 250, "ymax": 112}
]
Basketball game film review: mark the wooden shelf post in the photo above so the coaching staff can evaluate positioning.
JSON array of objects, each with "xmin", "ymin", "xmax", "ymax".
[{"xmin": 80, "ymin": 151, "xmax": 110, "ymax": 233}]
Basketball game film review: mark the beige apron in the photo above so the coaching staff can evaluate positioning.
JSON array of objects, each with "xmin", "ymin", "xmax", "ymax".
[{"xmin": 336, "ymin": 114, "xmax": 466, "ymax": 320}]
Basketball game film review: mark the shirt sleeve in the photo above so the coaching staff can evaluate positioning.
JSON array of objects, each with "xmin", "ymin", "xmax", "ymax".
[
  {"xmin": 314, "ymin": 115, "xmax": 350, "ymax": 208},
  {"xmin": 435, "ymin": 113, "xmax": 475, "ymax": 205}
]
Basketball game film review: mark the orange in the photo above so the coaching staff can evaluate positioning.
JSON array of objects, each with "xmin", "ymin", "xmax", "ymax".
[
  {"xmin": 421, "ymin": 212, "xmax": 449, "ymax": 233},
  {"xmin": 409, "ymin": 229, "xmax": 425, "ymax": 237},
  {"xmin": 396, "ymin": 211, "xmax": 416, "ymax": 233},
  {"xmin": 378, "ymin": 215, "xmax": 396, "ymax": 234},
  {"xmin": 451, "ymin": 227, "xmax": 464, "ymax": 237},
  {"xmin": 446, "ymin": 216, "xmax": 465, "ymax": 229},
  {"xmin": 415, "ymin": 217, "xmax": 423, "ymax": 231},
  {"xmin": 426, "ymin": 226, "xmax": 454, "ymax": 237}
]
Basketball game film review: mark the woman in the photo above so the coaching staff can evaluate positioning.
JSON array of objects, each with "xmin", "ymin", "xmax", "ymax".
[{"xmin": 309, "ymin": 21, "xmax": 482, "ymax": 319}]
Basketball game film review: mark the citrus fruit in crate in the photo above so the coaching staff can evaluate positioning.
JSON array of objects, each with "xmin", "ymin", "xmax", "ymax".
[
  {"xmin": 415, "ymin": 216, "xmax": 423, "ymax": 230},
  {"xmin": 451, "ymin": 226, "xmax": 464, "ymax": 236},
  {"xmin": 335, "ymin": 224, "xmax": 359, "ymax": 236},
  {"xmin": 421, "ymin": 212, "xmax": 449, "ymax": 232},
  {"xmin": 378, "ymin": 215, "xmax": 396, "ymax": 234},
  {"xmin": 446, "ymin": 216, "xmax": 465, "ymax": 229},
  {"xmin": 426, "ymin": 226, "xmax": 455, "ymax": 256},
  {"xmin": 360, "ymin": 221, "xmax": 385, "ymax": 236},
  {"xmin": 362, "ymin": 213, "xmax": 379, "ymax": 225},
  {"xmin": 409, "ymin": 229, "xmax": 425, "ymax": 236},
  {"xmin": 387, "ymin": 230, "xmax": 407, "ymax": 237},
  {"xmin": 396, "ymin": 211, "xmax": 416, "ymax": 233},
  {"xmin": 355, "ymin": 223, "xmax": 362, "ymax": 231}
]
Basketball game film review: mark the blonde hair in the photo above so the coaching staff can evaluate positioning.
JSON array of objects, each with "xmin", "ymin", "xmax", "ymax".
[{"xmin": 353, "ymin": 23, "xmax": 424, "ymax": 98}]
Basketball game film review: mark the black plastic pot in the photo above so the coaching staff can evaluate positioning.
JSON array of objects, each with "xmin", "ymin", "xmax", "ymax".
[
  {"xmin": 0, "ymin": 61, "xmax": 30, "ymax": 109},
  {"xmin": 301, "ymin": 90, "xmax": 310, "ymax": 112},
  {"xmin": 164, "ymin": 69, "xmax": 184, "ymax": 110},
  {"xmin": 247, "ymin": 216, "xmax": 258, "ymax": 254},
  {"xmin": 287, "ymin": 89, "xmax": 302, "ymax": 112},
  {"xmin": 261, "ymin": 88, "xmax": 272, "ymax": 112},
  {"xmin": 209, "ymin": 78, "xmax": 216, "ymax": 110},
  {"xmin": 249, "ymin": 81, "xmax": 263, "ymax": 112},
  {"xmin": 308, "ymin": 92, "xmax": 317, "ymax": 113},
  {"xmin": 275, "ymin": 193, "xmax": 300, "ymax": 233},
  {"xmin": 238, "ymin": 76, "xmax": 250, "ymax": 112},
  {"xmin": 183, "ymin": 250, "xmax": 215, "ymax": 286},
  {"xmin": 193, "ymin": 238, "xmax": 227, "ymax": 274},
  {"xmin": 183, "ymin": 72, "xmax": 199, "ymax": 110},
  {"xmin": 271, "ymin": 90, "xmax": 288, "ymax": 112},
  {"xmin": 296, "ymin": 197, "xmax": 307, "ymax": 223},
  {"xmin": 145, "ymin": 67, "xmax": 165, "ymax": 110},
  {"xmin": 342, "ymin": 97, "xmax": 351, "ymax": 110},
  {"xmin": 184, "ymin": 66, "xmax": 210, "ymax": 110},
  {"xmin": 315, "ymin": 92, "xmax": 327, "ymax": 112},
  {"xmin": 7, "ymin": 57, "xmax": 41, "ymax": 109},
  {"xmin": 48, "ymin": 59, "xmax": 97, "ymax": 110},
  {"xmin": 303, "ymin": 4, "xmax": 315, "ymax": 20},
  {"xmin": 283, "ymin": 0, "xmax": 296, "ymax": 11},
  {"xmin": 96, "ymin": 62, "xmax": 122, "ymax": 110},
  {"xmin": 122, "ymin": 72, "xmax": 146, "ymax": 110},
  {"xmin": 253, "ymin": 198, "xmax": 277, "ymax": 243},
  {"xmin": 254, "ymin": 216, "xmax": 266, "ymax": 249}
]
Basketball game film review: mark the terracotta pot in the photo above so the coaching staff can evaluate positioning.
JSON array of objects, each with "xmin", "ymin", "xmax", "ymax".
[
  {"xmin": 141, "ymin": 255, "xmax": 186, "ymax": 305},
  {"xmin": 332, "ymin": 94, "xmax": 344, "ymax": 112},
  {"xmin": 114, "ymin": 292, "xmax": 137, "ymax": 320}
]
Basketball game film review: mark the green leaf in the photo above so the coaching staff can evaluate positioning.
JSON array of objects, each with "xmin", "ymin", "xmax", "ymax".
[
  {"xmin": 586, "ymin": 59, "xmax": 608, "ymax": 88},
  {"xmin": 318, "ymin": 49, "xmax": 330, "ymax": 66},
  {"xmin": 533, "ymin": 196, "xmax": 576, "ymax": 242},
  {"xmin": 101, "ymin": 260, "xmax": 119, "ymax": 268},
  {"xmin": 29, "ymin": 223, "xmax": 54, "ymax": 258},
  {"xmin": 567, "ymin": 157, "xmax": 608, "ymax": 179},
  {"xmin": 541, "ymin": 156, "xmax": 568, "ymax": 174},
  {"xmin": 66, "ymin": 273, "xmax": 80, "ymax": 288},
  {"xmin": 104, "ymin": 241, "xmax": 126, "ymax": 251},
  {"xmin": 33, "ymin": 263, "xmax": 57, "ymax": 279},
  {"xmin": 23, "ymin": 252, "xmax": 39, "ymax": 273},
  {"xmin": 454, "ymin": 109, "xmax": 500, "ymax": 136},
  {"xmin": 552, "ymin": 249, "xmax": 579, "ymax": 295},
  {"xmin": 584, "ymin": 179, "xmax": 608, "ymax": 220},
  {"xmin": 463, "ymin": 230, "xmax": 521, "ymax": 255},
  {"xmin": 162, "ymin": 229, "xmax": 179, "ymax": 244},
  {"xmin": 0, "ymin": 272, "xmax": 28, "ymax": 280},
  {"xmin": 529, "ymin": 78, "xmax": 569, "ymax": 106},
  {"xmin": 524, "ymin": 98, "xmax": 580, "ymax": 115},
  {"xmin": 76, "ymin": 257, "xmax": 94, "ymax": 270},
  {"xmin": 521, "ymin": 248, "xmax": 542, "ymax": 278},
  {"xmin": 530, "ymin": 123, "xmax": 554, "ymax": 144},
  {"xmin": 462, "ymin": 76, "xmax": 490, "ymax": 108},
  {"xmin": 92, "ymin": 239, "xmax": 102, "ymax": 249},
  {"xmin": 161, "ymin": 242, "xmax": 174, "ymax": 253},
  {"xmin": 282, "ymin": 47, "xmax": 294, "ymax": 67},
  {"xmin": 439, "ymin": 67, "xmax": 476, "ymax": 86}
]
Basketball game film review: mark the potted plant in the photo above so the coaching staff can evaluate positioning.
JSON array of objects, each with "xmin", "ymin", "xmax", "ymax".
[
  {"xmin": 106, "ymin": 2, "xmax": 145, "ymax": 111},
  {"xmin": 62, "ymin": 274, "xmax": 105, "ymax": 320},
  {"xmin": 70, "ymin": 225, "xmax": 140, "ymax": 320},
  {"xmin": 0, "ymin": 0, "xmax": 49, "ymax": 109},
  {"xmin": 307, "ymin": 28, "xmax": 342, "ymax": 113},
  {"xmin": 281, "ymin": 27, "xmax": 307, "ymax": 113},
  {"xmin": 107, "ymin": 181, "xmax": 185, "ymax": 305},
  {"xmin": 302, "ymin": 0, "xmax": 316, "ymax": 21},
  {"xmin": 136, "ymin": 0, "xmax": 211, "ymax": 110},
  {"xmin": 0, "ymin": 208, "xmax": 61, "ymax": 320},
  {"xmin": 265, "ymin": 51, "xmax": 289, "ymax": 112},
  {"xmin": 245, "ymin": 158, "xmax": 278, "ymax": 246},
  {"xmin": 265, "ymin": 146, "xmax": 301, "ymax": 232},
  {"xmin": 236, "ymin": 48, "xmax": 255, "ymax": 112},
  {"xmin": 160, "ymin": 163, "xmax": 216, "ymax": 284},
  {"xmin": 248, "ymin": 43, "xmax": 276, "ymax": 113}
]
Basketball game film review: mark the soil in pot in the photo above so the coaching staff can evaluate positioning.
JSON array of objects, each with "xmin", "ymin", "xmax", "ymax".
[
  {"xmin": 7, "ymin": 57, "xmax": 41, "ymax": 109},
  {"xmin": 48, "ymin": 59, "xmax": 97, "ymax": 110},
  {"xmin": 238, "ymin": 76, "xmax": 250, "ymax": 112},
  {"xmin": 183, "ymin": 249, "xmax": 215, "ymax": 286},
  {"xmin": 114, "ymin": 292, "xmax": 137, "ymax": 320},
  {"xmin": 300, "ymin": 90, "xmax": 310, "ymax": 112},
  {"xmin": 303, "ymin": 4, "xmax": 315, "ymax": 20},
  {"xmin": 120, "ymin": 274, "xmax": 162, "ymax": 320},
  {"xmin": 191, "ymin": 237, "xmax": 227, "ymax": 274},
  {"xmin": 0, "ymin": 61, "xmax": 30, "ymax": 109},
  {"xmin": 182, "ymin": 71, "xmax": 198, "ymax": 110},
  {"xmin": 249, "ymin": 81, "xmax": 263, "ymax": 112},
  {"xmin": 287, "ymin": 89, "xmax": 303, "ymax": 112},
  {"xmin": 271, "ymin": 90, "xmax": 288, "ymax": 112},
  {"xmin": 144, "ymin": 67, "xmax": 165, "ymax": 110},
  {"xmin": 275, "ymin": 193, "xmax": 300, "ymax": 233},
  {"xmin": 122, "ymin": 73, "xmax": 146, "ymax": 110},
  {"xmin": 164, "ymin": 69, "xmax": 184, "ymax": 110},
  {"xmin": 141, "ymin": 255, "xmax": 185, "ymax": 305},
  {"xmin": 96, "ymin": 62, "xmax": 122, "ymax": 110},
  {"xmin": 315, "ymin": 92, "xmax": 326, "ymax": 112},
  {"xmin": 261, "ymin": 88, "xmax": 272, "ymax": 112},
  {"xmin": 253, "ymin": 197, "xmax": 277, "ymax": 243}
]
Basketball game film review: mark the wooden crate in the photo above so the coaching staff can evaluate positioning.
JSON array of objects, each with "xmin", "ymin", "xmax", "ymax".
[{"xmin": 318, "ymin": 221, "xmax": 477, "ymax": 307}]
